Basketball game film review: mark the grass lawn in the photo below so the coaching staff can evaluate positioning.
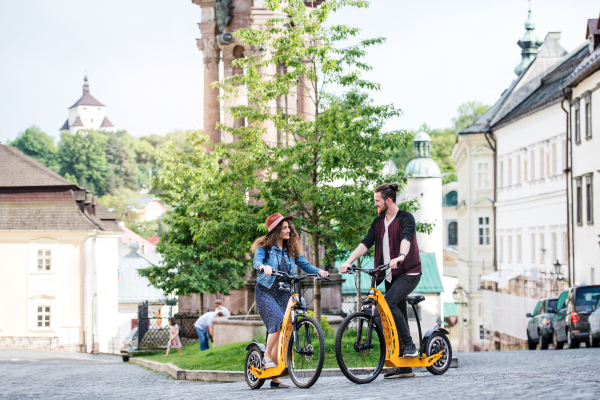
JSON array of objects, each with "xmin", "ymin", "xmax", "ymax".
[{"xmin": 133, "ymin": 334, "xmax": 340, "ymax": 371}]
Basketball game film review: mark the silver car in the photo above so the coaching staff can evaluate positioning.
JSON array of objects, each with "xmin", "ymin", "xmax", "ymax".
[{"xmin": 588, "ymin": 297, "xmax": 600, "ymax": 348}]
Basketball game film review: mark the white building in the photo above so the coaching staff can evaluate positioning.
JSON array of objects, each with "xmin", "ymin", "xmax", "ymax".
[
  {"xmin": 453, "ymin": 6, "xmax": 593, "ymax": 350},
  {"xmin": 60, "ymin": 76, "xmax": 117, "ymax": 134},
  {"xmin": 0, "ymin": 145, "xmax": 121, "ymax": 353},
  {"xmin": 563, "ymin": 17, "xmax": 600, "ymax": 286}
]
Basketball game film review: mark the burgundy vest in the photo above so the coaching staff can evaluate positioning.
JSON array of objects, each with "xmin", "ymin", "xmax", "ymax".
[{"xmin": 374, "ymin": 216, "xmax": 421, "ymax": 285}]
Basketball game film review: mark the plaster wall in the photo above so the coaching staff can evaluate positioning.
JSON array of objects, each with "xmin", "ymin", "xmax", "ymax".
[
  {"xmin": 570, "ymin": 68, "xmax": 600, "ymax": 286},
  {"xmin": 68, "ymin": 105, "xmax": 111, "ymax": 132},
  {"xmin": 495, "ymin": 104, "xmax": 568, "ymax": 276}
]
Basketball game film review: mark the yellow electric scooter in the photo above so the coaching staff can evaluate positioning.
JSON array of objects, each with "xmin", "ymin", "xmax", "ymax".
[
  {"xmin": 245, "ymin": 270, "xmax": 329, "ymax": 389},
  {"xmin": 335, "ymin": 263, "xmax": 452, "ymax": 384}
]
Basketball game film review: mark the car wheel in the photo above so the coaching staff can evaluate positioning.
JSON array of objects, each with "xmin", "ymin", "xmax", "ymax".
[
  {"xmin": 567, "ymin": 329, "xmax": 579, "ymax": 349},
  {"xmin": 590, "ymin": 333, "xmax": 600, "ymax": 348},
  {"xmin": 553, "ymin": 331, "xmax": 564, "ymax": 350},
  {"xmin": 527, "ymin": 331, "xmax": 536, "ymax": 350},
  {"xmin": 539, "ymin": 332, "xmax": 549, "ymax": 350}
]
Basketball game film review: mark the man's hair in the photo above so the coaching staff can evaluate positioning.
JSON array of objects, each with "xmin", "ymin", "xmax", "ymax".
[
  {"xmin": 375, "ymin": 183, "xmax": 399, "ymax": 203},
  {"xmin": 216, "ymin": 312, "xmax": 224, "ymax": 317},
  {"xmin": 214, "ymin": 300, "xmax": 222, "ymax": 306}
]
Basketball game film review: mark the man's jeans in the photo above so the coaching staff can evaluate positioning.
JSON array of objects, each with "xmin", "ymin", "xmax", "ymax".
[
  {"xmin": 196, "ymin": 327, "xmax": 210, "ymax": 351},
  {"xmin": 383, "ymin": 274, "xmax": 421, "ymax": 349}
]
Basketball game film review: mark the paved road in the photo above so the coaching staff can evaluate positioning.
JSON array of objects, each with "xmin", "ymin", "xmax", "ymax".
[{"xmin": 1, "ymin": 348, "xmax": 599, "ymax": 399}]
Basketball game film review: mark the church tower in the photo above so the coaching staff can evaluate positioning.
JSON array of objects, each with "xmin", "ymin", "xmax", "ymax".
[
  {"xmin": 60, "ymin": 76, "xmax": 117, "ymax": 134},
  {"xmin": 514, "ymin": 0, "xmax": 544, "ymax": 76}
]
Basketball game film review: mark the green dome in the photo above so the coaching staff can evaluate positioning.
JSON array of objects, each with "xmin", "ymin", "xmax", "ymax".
[{"xmin": 405, "ymin": 157, "xmax": 442, "ymax": 178}]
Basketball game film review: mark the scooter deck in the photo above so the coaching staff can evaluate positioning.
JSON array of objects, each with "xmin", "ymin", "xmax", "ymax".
[
  {"xmin": 385, "ymin": 351, "xmax": 444, "ymax": 368},
  {"xmin": 249, "ymin": 364, "xmax": 289, "ymax": 379}
]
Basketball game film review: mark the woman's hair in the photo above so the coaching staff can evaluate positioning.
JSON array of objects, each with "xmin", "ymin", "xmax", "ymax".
[
  {"xmin": 375, "ymin": 183, "xmax": 399, "ymax": 203},
  {"xmin": 251, "ymin": 219, "xmax": 303, "ymax": 258},
  {"xmin": 168, "ymin": 317, "xmax": 176, "ymax": 326}
]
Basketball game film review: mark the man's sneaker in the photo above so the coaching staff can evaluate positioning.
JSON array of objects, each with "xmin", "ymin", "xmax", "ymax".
[
  {"xmin": 383, "ymin": 367, "xmax": 415, "ymax": 379},
  {"xmin": 402, "ymin": 344, "xmax": 419, "ymax": 358}
]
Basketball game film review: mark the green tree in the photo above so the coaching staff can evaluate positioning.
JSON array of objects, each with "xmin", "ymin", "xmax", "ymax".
[
  {"xmin": 57, "ymin": 130, "xmax": 109, "ymax": 195},
  {"xmin": 209, "ymin": 0, "xmax": 427, "ymax": 322},
  {"xmin": 98, "ymin": 188, "xmax": 141, "ymax": 222},
  {"xmin": 9, "ymin": 126, "xmax": 58, "ymax": 170},
  {"xmin": 452, "ymin": 101, "xmax": 490, "ymax": 134},
  {"xmin": 138, "ymin": 131, "xmax": 250, "ymax": 312}
]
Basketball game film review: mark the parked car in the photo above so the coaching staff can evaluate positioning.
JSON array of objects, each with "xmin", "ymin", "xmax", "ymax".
[
  {"xmin": 553, "ymin": 285, "xmax": 600, "ymax": 349},
  {"xmin": 526, "ymin": 297, "xmax": 558, "ymax": 350},
  {"xmin": 120, "ymin": 327, "xmax": 138, "ymax": 362},
  {"xmin": 587, "ymin": 297, "xmax": 600, "ymax": 348}
]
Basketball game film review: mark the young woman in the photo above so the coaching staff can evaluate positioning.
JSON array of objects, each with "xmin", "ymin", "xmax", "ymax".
[
  {"xmin": 163, "ymin": 317, "xmax": 182, "ymax": 357},
  {"xmin": 251, "ymin": 213, "xmax": 329, "ymax": 389}
]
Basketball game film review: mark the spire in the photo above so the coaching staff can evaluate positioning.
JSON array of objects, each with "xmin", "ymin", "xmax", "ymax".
[
  {"xmin": 83, "ymin": 75, "xmax": 89, "ymax": 94},
  {"xmin": 514, "ymin": 0, "xmax": 544, "ymax": 76}
]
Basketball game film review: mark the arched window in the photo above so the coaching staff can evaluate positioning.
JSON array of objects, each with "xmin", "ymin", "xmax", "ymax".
[{"xmin": 448, "ymin": 222, "xmax": 458, "ymax": 246}]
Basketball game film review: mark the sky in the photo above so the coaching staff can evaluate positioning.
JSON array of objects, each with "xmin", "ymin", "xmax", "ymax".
[{"xmin": 0, "ymin": 0, "xmax": 598, "ymax": 144}]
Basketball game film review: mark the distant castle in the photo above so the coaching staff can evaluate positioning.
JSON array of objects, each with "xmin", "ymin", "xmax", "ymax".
[{"xmin": 60, "ymin": 76, "xmax": 117, "ymax": 133}]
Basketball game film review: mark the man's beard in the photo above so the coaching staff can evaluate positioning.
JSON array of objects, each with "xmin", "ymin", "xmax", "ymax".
[{"xmin": 378, "ymin": 202, "xmax": 388, "ymax": 216}]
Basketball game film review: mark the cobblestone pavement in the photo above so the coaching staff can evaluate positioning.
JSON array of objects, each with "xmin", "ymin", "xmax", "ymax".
[{"xmin": 1, "ymin": 348, "xmax": 599, "ymax": 399}]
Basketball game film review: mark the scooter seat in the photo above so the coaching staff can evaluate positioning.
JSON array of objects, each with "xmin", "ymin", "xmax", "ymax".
[{"xmin": 406, "ymin": 295, "xmax": 425, "ymax": 305}]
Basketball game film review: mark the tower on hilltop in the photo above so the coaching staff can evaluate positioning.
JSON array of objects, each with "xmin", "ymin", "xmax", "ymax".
[{"xmin": 60, "ymin": 76, "xmax": 117, "ymax": 134}]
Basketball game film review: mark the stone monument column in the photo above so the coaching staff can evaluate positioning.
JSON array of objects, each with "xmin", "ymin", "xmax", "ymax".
[
  {"xmin": 197, "ymin": 34, "xmax": 221, "ymax": 151},
  {"xmin": 222, "ymin": 44, "xmax": 246, "ymax": 142}
]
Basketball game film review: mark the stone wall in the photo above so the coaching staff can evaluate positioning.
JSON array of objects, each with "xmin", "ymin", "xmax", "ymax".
[{"xmin": 0, "ymin": 337, "xmax": 83, "ymax": 352}]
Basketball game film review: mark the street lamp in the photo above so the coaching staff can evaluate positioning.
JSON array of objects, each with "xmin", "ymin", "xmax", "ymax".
[
  {"xmin": 554, "ymin": 260, "xmax": 567, "ymax": 282},
  {"xmin": 452, "ymin": 287, "xmax": 468, "ymax": 307}
]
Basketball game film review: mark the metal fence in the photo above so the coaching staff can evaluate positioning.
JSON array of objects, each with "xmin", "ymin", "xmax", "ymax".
[{"xmin": 137, "ymin": 301, "xmax": 199, "ymax": 350}]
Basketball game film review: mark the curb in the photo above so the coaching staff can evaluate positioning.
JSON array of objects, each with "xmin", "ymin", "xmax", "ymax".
[{"xmin": 130, "ymin": 357, "xmax": 457, "ymax": 382}]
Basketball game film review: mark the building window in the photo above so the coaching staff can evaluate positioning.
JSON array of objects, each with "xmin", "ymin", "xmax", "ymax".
[
  {"xmin": 575, "ymin": 106, "xmax": 581, "ymax": 144},
  {"xmin": 563, "ymin": 232, "xmax": 568, "ymax": 264},
  {"xmin": 445, "ymin": 191, "xmax": 457, "ymax": 207},
  {"xmin": 576, "ymin": 178, "xmax": 583, "ymax": 225},
  {"xmin": 538, "ymin": 149, "xmax": 544, "ymax": 178},
  {"xmin": 552, "ymin": 144, "xmax": 557, "ymax": 176},
  {"xmin": 531, "ymin": 234, "xmax": 536, "ymax": 264},
  {"xmin": 37, "ymin": 306, "xmax": 51, "ymax": 328},
  {"xmin": 508, "ymin": 236, "xmax": 513, "ymax": 263},
  {"xmin": 448, "ymin": 222, "xmax": 458, "ymax": 246},
  {"xmin": 499, "ymin": 161, "xmax": 504, "ymax": 188},
  {"xmin": 540, "ymin": 233, "xmax": 545, "ymax": 263},
  {"xmin": 479, "ymin": 324, "xmax": 486, "ymax": 340},
  {"xmin": 585, "ymin": 97, "xmax": 592, "ymax": 139},
  {"xmin": 562, "ymin": 141, "xmax": 567, "ymax": 172},
  {"xmin": 37, "ymin": 250, "xmax": 51, "ymax": 271},
  {"xmin": 546, "ymin": 151, "xmax": 550, "ymax": 177},
  {"xmin": 517, "ymin": 156, "xmax": 521, "ymax": 184},
  {"xmin": 531, "ymin": 151, "xmax": 535, "ymax": 180},
  {"xmin": 517, "ymin": 235, "xmax": 522, "ymax": 263},
  {"xmin": 552, "ymin": 233, "xmax": 557, "ymax": 262},
  {"xmin": 508, "ymin": 158, "xmax": 513, "ymax": 186},
  {"xmin": 478, "ymin": 162, "xmax": 490, "ymax": 188},
  {"xmin": 478, "ymin": 217, "xmax": 490, "ymax": 245},
  {"xmin": 499, "ymin": 237, "xmax": 504, "ymax": 263},
  {"xmin": 586, "ymin": 175, "xmax": 594, "ymax": 224},
  {"xmin": 524, "ymin": 159, "xmax": 528, "ymax": 183}
]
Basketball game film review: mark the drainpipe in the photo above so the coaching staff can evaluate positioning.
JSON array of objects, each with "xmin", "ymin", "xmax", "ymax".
[
  {"xmin": 484, "ymin": 129, "xmax": 497, "ymax": 272},
  {"xmin": 561, "ymin": 91, "xmax": 572, "ymax": 287}
]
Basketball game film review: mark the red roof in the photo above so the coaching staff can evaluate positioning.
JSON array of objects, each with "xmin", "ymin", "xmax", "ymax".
[
  {"xmin": 70, "ymin": 92, "xmax": 104, "ymax": 108},
  {"xmin": 100, "ymin": 117, "xmax": 114, "ymax": 128},
  {"xmin": 120, "ymin": 225, "xmax": 157, "ymax": 252},
  {"xmin": 147, "ymin": 236, "xmax": 161, "ymax": 245},
  {"xmin": 71, "ymin": 116, "xmax": 84, "ymax": 127}
]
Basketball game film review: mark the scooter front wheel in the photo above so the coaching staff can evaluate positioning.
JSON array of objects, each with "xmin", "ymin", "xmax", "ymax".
[
  {"xmin": 335, "ymin": 312, "xmax": 385, "ymax": 384},
  {"xmin": 425, "ymin": 331, "xmax": 452, "ymax": 375},
  {"xmin": 244, "ymin": 347, "xmax": 265, "ymax": 389},
  {"xmin": 287, "ymin": 316, "xmax": 325, "ymax": 389}
]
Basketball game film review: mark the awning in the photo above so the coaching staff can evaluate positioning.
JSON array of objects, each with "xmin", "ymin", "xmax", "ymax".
[
  {"xmin": 444, "ymin": 302, "xmax": 458, "ymax": 317},
  {"xmin": 335, "ymin": 251, "xmax": 444, "ymax": 296},
  {"xmin": 480, "ymin": 270, "xmax": 522, "ymax": 289}
]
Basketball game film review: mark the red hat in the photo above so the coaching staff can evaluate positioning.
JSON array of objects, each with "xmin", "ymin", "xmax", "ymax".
[{"xmin": 265, "ymin": 213, "xmax": 293, "ymax": 232}]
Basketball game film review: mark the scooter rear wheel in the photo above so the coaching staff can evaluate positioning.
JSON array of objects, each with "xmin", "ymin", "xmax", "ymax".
[
  {"xmin": 244, "ymin": 347, "xmax": 265, "ymax": 389},
  {"xmin": 425, "ymin": 331, "xmax": 452, "ymax": 375}
]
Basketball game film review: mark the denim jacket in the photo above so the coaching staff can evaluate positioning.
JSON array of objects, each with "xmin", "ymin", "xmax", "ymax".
[{"xmin": 253, "ymin": 245, "xmax": 321, "ymax": 289}]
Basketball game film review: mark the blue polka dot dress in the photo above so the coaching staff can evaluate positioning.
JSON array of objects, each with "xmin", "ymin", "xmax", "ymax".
[{"xmin": 255, "ymin": 249, "xmax": 291, "ymax": 334}]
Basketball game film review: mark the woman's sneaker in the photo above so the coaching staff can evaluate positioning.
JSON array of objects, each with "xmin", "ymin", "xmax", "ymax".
[
  {"xmin": 383, "ymin": 367, "xmax": 415, "ymax": 379},
  {"xmin": 402, "ymin": 344, "xmax": 419, "ymax": 358}
]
